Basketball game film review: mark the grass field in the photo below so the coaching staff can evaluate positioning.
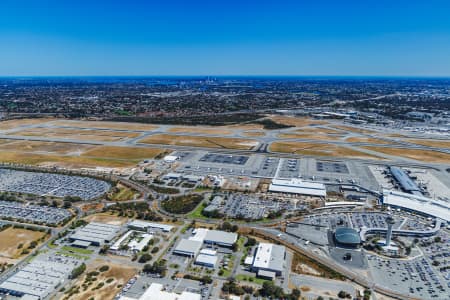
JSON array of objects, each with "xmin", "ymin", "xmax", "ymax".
[
  {"xmin": 62, "ymin": 260, "xmax": 137, "ymax": 300},
  {"xmin": 52, "ymin": 120, "xmax": 159, "ymax": 131},
  {"xmin": 0, "ymin": 140, "xmax": 94, "ymax": 154},
  {"xmin": 406, "ymin": 139, "xmax": 450, "ymax": 149},
  {"xmin": 278, "ymin": 133, "xmax": 342, "ymax": 141},
  {"xmin": 0, "ymin": 118, "xmax": 54, "ymax": 130},
  {"xmin": 0, "ymin": 227, "xmax": 46, "ymax": 259},
  {"xmin": 345, "ymin": 137, "xmax": 393, "ymax": 144},
  {"xmin": 242, "ymin": 131, "xmax": 266, "ymax": 137},
  {"xmin": 168, "ymin": 126, "xmax": 232, "ymax": 135},
  {"xmin": 331, "ymin": 125, "xmax": 377, "ymax": 134},
  {"xmin": 9, "ymin": 128, "xmax": 141, "ymax": 142},
  {"xmin": 139, "ymin": 134, "xmax": 258, "ymax": 150},
  {"xmin": 82, "ymin": 146, "xmax": 167, "ymax": 160},
  {"xmin": 268, "ymin": 115, "xmax": 327, "ymax": 127},
  {"xmin": 110, "ymin": 183, "xmax": 139, "ymax": 201},
  {"xmin": 362, "ymin": 146, "xmax": 450, "ymax": 163},
  {"xmin": 270, "ymin": 141, "xmax": 381, "ymax": 159}
]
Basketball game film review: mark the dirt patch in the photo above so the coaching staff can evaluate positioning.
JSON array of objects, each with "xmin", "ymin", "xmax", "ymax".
[
  {"xmin": 0, "ymin": 140, "xmax": 94, "ymax": 154},
  {"xmin": 345, "ymin": 137, "xmax": 393, "ymax": 145},
  {"xmin": 278, "ymin": 133, "xmax": 342, "ymax": 141},
  {"xmin": 242, "ymin": 131, "xmax": 266, "ymax": 137},
  {"xmin": 139, "ymin": 134, "xmax": 258, "ymax": 150},
  {"xmin": 331, "ymin": 125, "xmax": 377, "ymax": 134},
  {"xmin": 268, "ymin": 115, "xmax": 327, "ymax": 127},
  {"xmin": 83, "ymin": 213, "xmax": 128, "ymax": 226},
  {"xmin": 0, "ymin": 118, "xmax": 54, "ymax": 130},
  {"xmin": 0, "ymin": 227, "xmax": 46, "ymax": 259},
  {"xmin": 9, "ymin": 128, "xmax": 140, "ymax": 142}
]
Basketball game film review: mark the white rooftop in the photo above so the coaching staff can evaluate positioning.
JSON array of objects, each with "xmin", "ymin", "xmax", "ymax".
[
  {"xmin": 383, "ymin": 189, "xmax": 450, "ymax": 222},
  {"xmin": 269, "ymin": 178, "xmax": 326, "ymax": 197},
  {"xmin": 128, "ymin": 220, "xmax": 174, "ymax": 232},
  {"xmin": 252, "ymin": 243, "xmax": 285, "ymax": 273},
  {"xmin": 121, "ymin": 283, "xmax": 201, "ymax": 300}
]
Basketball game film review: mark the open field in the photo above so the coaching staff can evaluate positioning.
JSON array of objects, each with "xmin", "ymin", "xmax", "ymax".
[
  {"xmin": 362, "ymin": 146, "xmax": 450, "ymax": 163},
  {"xmin": 83, "ymin": 213, "xmax": 128, "ymax": 225},
  {"xmin": 0, "ymin": 118, "xmax": 54, "ymax": 130},
  {"xmin": 139, "ymin": 134, "xmax": 258, "ymax": 150},
  {"xmin": 8, "ymin": 128, "xmax": 141, "ymax": 142},
  {"xmin": 278, "ymin": 133, "xmax": 342, "ymax": 141},
  {"xmin": 270, "ymin": 141, "xmax": 382, "ymax": 159},
  {"xmin": 406, "ymin": 139, "xmax": 450, "ymax": 149},
  {"xmin": 331, "ymin": 125, "xmax": 377, "ymax": 134},
  {"xmin": 168, "ymin": 126, "xmax": 232, "ymax": 135},
  {"xmin": 109, "ymin": 183, "xmax": 139, "ymax": 201},
  {"xmin": 0, "ymin": 140, "xmax": 94, "ymax": 154},
  {"xmin": 82, "ymin": 146, "xmax": 168, "ymax": 160},
  {"xmin": 345, "ymin": 137, "xmax": 393, "ymax": 144},
  {"xmin": 0, "ymin": 227, "xmax": 46, "ymax": 259},
  {"xmin": 268, "ymin": 115, "xmax": 328, "ymax": 127},
  {"xmin": 0, "ymin": 151, "xmax": 137, "ymax": 168},
  {"xmin": 52, "ymin": 120, "xmax": 159, "ymax": 131},
  {"xmin": 242, "ymin": 130, "xmax": 266, "ymax": 137},
  {"xmin": 63, "ymin": 260, "xmax": 137, "ymax": 300}
]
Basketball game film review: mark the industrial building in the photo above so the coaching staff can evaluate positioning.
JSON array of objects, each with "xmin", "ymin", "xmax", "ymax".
[
  {"xmin": 333, "ymin": 227, "xmax": 361, "ymax": 248},
  {"xmin": 389, "ymin": 166, "xmax": 422, "ymax": 196},
  {"xmin": 269, "ymin": 178, "xmax": 326, "ymax": 197},
  {"xmin": 119, "ymin": 282, "xmax": 201, "ymax": 300},
  {"xmin": 190, "ymin": 228, "xmax": 238, "ymax": 248},
  {"xmin": 128, "ymin": 220, "xmax": 174, "ymax": 232},
  {"xmin": 69, "ymin": 222, "xmax": 121, "ymax": 246},
  {"xmin": 194, "ymin": 249, "xmax": 218, "ymax": 268},
  {"xmin": 0, "ymin": 255, "xmax": 79, "ymax": 300},
  {"xmin": 382, "ymin": 189, "xmax": 450, "ymax": 222},
  {"xmin": 251, "ymin": 243, "xmax": 286, "ymax": 279},
  {"xmin": 173, "ymin": 239, "xmax": 203, "ymax": 257}
]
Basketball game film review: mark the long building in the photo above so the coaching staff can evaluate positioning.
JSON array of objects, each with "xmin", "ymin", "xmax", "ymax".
[
  {"xmin": 120, "ymin": 282, "xmax": 200, "ymax": 300},
  {"xmin": 269, "ymin": 178, "xmax": 326, "ymax": 197},
  {"xmin": 389, "ymin": 166, "xmax": 422, "ymax": 196},
  {"xmin": 382, "ymin": 189, "xmax": 450, "ymax": 222},
  {"xmin": 69, "ymin": 222, "xmax": 121, "ymax": 246}
]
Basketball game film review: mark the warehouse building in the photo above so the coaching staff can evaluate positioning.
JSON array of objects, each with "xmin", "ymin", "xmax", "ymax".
[
  {"xmin": 0, "ymin": 255, "xmax": 78, "ymax": 299},
  {"xmin": 269, "ymin": 178, "xmax": 326, "ymax": 197},
  {"xmin": 69, "ymin": 222, "xmax": 121, "ymax": 246},
  {"xmin": 173, "ymin": 239, "xmax": 203, "ymax": 257},
  {"xmin": 194, "ymin": 249, "xmax": 218, "ymax": 268},
  {"xmin": 251, "ymin": 243, "xmax": 286, "ymax": 279},
  {"xmin": 190, "ymin": 228, "xmax": 238, "ymax": 248},
  {"xmin": 128, "ymin": 220, "xmax": 173, "ymax": 232}
]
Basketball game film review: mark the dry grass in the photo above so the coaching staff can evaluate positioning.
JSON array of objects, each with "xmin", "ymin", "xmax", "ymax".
[
  {"xmin": 362, "ymin": 146, "xmax": 450, "ymax": 163},
  {"xmin": 9, "ymin": 128, "xmax": 140, "ymax": 142},
  {"xmin": 278, "ymin": 133, "xmax": 342, "ymax": 141},
  {"xmin": 270, "ymin": 141, "xmax": 381, "ymax": 159},
  {"xmin": 82, "ymin": 146, "xmax": 167, "ymax": 160},
  {"xmin": 0, "ymin": 118, "xmax": 54, "ymax": 130},
  {"xmin": 83, "ymin": 213, "xmax": 128, "ymax": 226},
  {"xmin": 0, "ymin": 151, "xmax": 137, "ymax": 168},
  {"xmin": 406, "ymin": 139, "xmax": 450, "ymax": 149},
  {"xmin": 139, "ymin": 134, "xmax": 258, "ymax": 150},
  {"xmin": 0, "ymin": 140, "xmax": 93, "ymax": 154},
  {"xmin": 64, "ymin": 260, "xmax": 137, "ymax": 300},
  {"xmin": 268, "ymin": 115, "xmax": 328, "ymax": 127},
  {"xmin": 168, "ymin": 126, "xmax": 232, "ymax": 135},
  {"xmin": 345, "ymin": 137, "xmax": 392, "ymax": 145},
  {"xmin": 242, "ymin": 131, "xmax": 266, "ymax": 137},
  {"xmin": 52, "ymin": 120, "xmax": 158, "ymax": 131},
  {"xmin": 331, "ymin": 125, "xmax": 377, "ymax": 134},
  {"xmin": 0, "ymin": 228, "xmax": 46, "ymax": 259}
]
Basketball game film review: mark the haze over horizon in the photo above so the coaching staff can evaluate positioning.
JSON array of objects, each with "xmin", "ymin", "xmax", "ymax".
[{"xmin": 1, "ymin": 0, "xmax": 450, "ymax": 77}]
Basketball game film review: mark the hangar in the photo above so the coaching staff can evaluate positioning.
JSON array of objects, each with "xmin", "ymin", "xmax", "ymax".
[{"xmin": 269, "ymin": 178, "xmax": 326, "ymax": 197}]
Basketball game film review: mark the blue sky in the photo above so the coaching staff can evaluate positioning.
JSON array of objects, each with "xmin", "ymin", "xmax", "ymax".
[{"xmin": 0, "ymin": 0, "xmax": 449, "ymax": 76}]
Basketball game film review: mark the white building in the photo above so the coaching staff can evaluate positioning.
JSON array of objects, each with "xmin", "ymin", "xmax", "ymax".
[
  {"xmin": 251, "ymin": 243, "xmax": 286, "ymax": 278},
  {"xmin": 163, "ymin": 155, "xmax": 180, "ymax": 163},
  {"xmin": 269, "ymin": 178, "xmax": 326, "ymax": 197}
]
